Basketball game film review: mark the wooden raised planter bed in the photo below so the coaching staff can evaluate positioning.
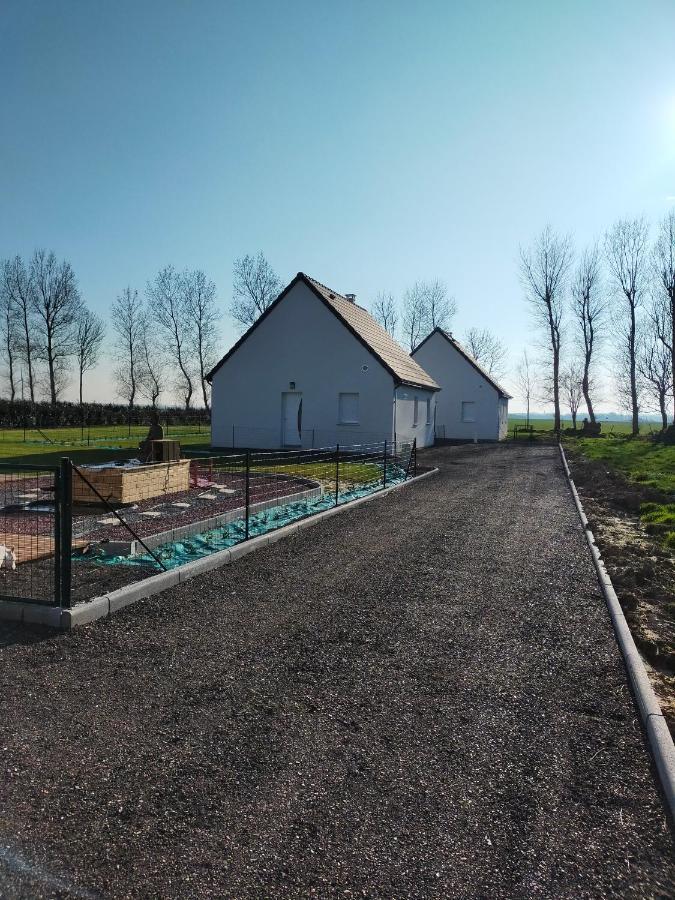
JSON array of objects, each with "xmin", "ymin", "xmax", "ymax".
[{"xmin": 73, "ymin": 460, "xmax": 191, "ymax": 505}]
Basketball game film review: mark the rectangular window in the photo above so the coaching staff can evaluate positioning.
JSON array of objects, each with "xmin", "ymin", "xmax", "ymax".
[
  {"xmin": 461, "ymin": 401, "xmax": 476, "ymax": 423},
  {"xmin": 338, "ymin": 392, "xmax": 359, "ymax": 424},
  {"xmin": 426, "ymin": 398, "xmax": 431, "ymax": 425},
  {"xmin": 413, "ymin": 397, "xmax": 419, "ymax": 426}
]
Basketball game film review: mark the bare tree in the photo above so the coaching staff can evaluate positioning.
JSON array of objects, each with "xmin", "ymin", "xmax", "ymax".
[
  {"xmin": 0, "ymin": 278, "xmax": 18, "ymax": 401},
  {"xmin": 514, "ymin": 350, "xmax": 536, "ymax": 428},
  {"xmin": 464, "ymin": 327, "xmax": 508, "ymax": 379},
  {"xmin": 29, "ymin": 249, "xmax": 81, "ymax": 403},
  {"xmin": 184, "ymin": 269, "xmax": 220, "ymax": 410},
  {"xmin": 2, "ymin": 256, "xmax": 37, "ymax": 401},
  {"xmin": 638, "ymin": 295, "xmax": 673, "ymax": 431},
  {"xmin": 570, "ymin": 244, "xmax": 606, "ymax": 424},
  {"xmin": 111, "ymin": 287, "xmax": 144, "ymax": 410},
  {"xmin": 653, "ymin": 209, "xmax": 675, "ymax": 425},
  {"xmin": 147, "ymin": 266, "xmax": 195, "ymax": 408},
  {"xmin": 138, "ymin": 322, "xmax": 165, "ymax": 409},
  {"xmin": 520, "ymin": 227, "xmax": 573, "ymax": 432},
  {"xmin": 403, "ymin": 280, "xmax": 456, "ymax": 350},
  {"xmin": 402, "ymin": 283, "xmax": 429, "ymax": 350},
  {"xmin": 561, "ymin": 362, "xmax": 584, "ymax": 429},
  {"xmin": 231, "ymin": 252, "xmax": 281, "ymax": 329},
  {"xmin": 371, "ymin": 292, "xmax": 398, "ymax": 336},
  {"xmin": 74, "ymin": 307, "xmax": 104, "ymax": 405},
  {"xmin": 605, "ymin": 218, "xmax": 649, "ymax": 436}
]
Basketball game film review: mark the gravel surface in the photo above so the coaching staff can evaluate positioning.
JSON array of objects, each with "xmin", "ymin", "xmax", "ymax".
[{"xmin": 0, "ymin": 443, "xmax": 673, "ymax": 899}]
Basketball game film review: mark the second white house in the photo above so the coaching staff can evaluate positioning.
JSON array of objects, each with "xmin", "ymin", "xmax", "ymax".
[
  {"xmin": 207, "ymin": 273, "xmax": 440, "ymax": 449},
  {"xmin": 411, "ymin": 327, "xmax": 511, "ymax": 441}
]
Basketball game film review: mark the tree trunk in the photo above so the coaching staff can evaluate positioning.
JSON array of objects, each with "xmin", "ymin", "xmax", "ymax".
[
  {"xmin": 671, "ymin": 290, "xmax": 675, "ymax": 426},
  {"xmin": 571, "ymin": 410, "xmax": 577, "ymax": 430},
  {"xmin": 660, "ymin": 392, "xmax": 668, "ymax": 431},
  {"xmin": 47, "ymin": 334, "xmax": 57, "ymax": 405},
  {"xmin": 552, "ymin": 342, "xmax": 561, "ymax": 432},
  {"xmin": 21, "ymin": 310, "xmax": 35, "ymax": 403},
  {"xmin": 629, "ymin": 304, "xmax": 639, "ymax": 436},
  {"xmin": 79, "ymin": 366, "xmax": 83, "ymax": 405},
  {"xmin": 582, "ymin": 349, "xmax": 595, "ymax": 424}
]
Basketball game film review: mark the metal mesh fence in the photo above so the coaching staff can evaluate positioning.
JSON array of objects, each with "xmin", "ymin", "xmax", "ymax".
[
  {"xmin": 0, "ymin": 441, "xmax": 416, "ymax": 609},
  {"xmin": 0, "ymin": 464, "xmax": 59, "ymax": 604}
]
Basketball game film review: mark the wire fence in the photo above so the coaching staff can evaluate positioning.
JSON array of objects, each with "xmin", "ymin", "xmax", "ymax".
[{"xmin": 0, "ymin": 440, "xmax": 416, "ymax": 611}]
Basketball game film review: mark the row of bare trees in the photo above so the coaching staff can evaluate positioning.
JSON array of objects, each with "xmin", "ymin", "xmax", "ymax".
[
  {"xmin": 112, "ymin": 267, "xmax": 221, "ymax": 412},
  {"xmin": 520, "ymin": 212, "xmax": 675, "ymax": 433},
  {"xmin": 0, "ymin": 251, "xmax": 105, "ymax": 405},
  {"xmin": 372, "ymin": 280, "xmax": 508, "ymax": 379}
]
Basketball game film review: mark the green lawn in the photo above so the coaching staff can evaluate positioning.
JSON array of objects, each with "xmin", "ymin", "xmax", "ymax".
[
  {"xmin": 0, "ymin": 426, "xmax": 210, "ymax": 469},
  {"xmin": 508, "ymin": 416, "xmax": 656, "ymax": 437},
  {"xmin": 0, "ymin": 427, "xmax": 386, "ymax": 486},
  {"xmin": 565, "ymin": 434, "xmax": 675, "ymax": 550},
  {"xmin": 569, "ymin": 436, "xmax": 675, "ymax": 496}
]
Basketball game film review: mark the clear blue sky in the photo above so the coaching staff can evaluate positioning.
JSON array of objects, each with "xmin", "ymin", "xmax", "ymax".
[{"xmin": 1, "ymin": 0, "xmax": 674, "ymax": 410}]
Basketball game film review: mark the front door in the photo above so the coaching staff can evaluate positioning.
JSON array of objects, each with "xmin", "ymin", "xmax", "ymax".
[{"xmin": 281, "ymin": 392, "xmax": 302, "ymax": 446}]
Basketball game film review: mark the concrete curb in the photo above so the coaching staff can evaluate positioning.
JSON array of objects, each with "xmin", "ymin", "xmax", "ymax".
[
  {"xmin": 54, "ymin": 467, "xmax": 438, "ymax": 629},
  {"xmin": 559, "ymin": 443, "xmax": 675, "ymax": 821}
]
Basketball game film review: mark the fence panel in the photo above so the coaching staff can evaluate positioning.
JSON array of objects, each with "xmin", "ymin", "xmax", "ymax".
[
  {"xmin": 0, "ymin": 464, "xmax": 60, "ymax": 605},
  {"xmin": 4, "ymin": 441, "xmax": 417, "ymax": 609}
]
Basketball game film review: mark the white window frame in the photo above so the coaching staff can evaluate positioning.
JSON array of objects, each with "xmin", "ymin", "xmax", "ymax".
[
  {"xmin": 338, "ymin": 392, "xmax": 360, "ymax": 425},
  {"xmin": 461, "ymin": 401, "xmax": 476, "ymax": 423}
]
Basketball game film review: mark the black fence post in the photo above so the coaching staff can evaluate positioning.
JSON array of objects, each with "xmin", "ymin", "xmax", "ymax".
[
  {"xmin": 335, "ymin": 444, "xmax": 340, "ymax": 507},
  {"xmin": 245, "ymin": 449, "xmax": 250, "ymax": 540},
  {"xmin": 383, "ymin": 440, "xmax": 387, "ymax": 488},
  {"xmin": 59, "ymin": 457, "xmax": 72, "ymax": 609}
]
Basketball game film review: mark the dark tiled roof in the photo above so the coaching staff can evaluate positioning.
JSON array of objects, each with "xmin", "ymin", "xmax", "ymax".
[
  {"xmin": 413, "ymin": 328, "xmax": 512, "ymax": 399},
  {"xmin": 208, "ymin": 273, "xmax": 439, "ymax": 391},
  {"xmin": 302, "ymin": 275, "xmax": 439, "ymax": 390}
]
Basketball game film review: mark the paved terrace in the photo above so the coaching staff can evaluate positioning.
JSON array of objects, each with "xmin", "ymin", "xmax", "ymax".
[{"xmin": 0, "ymin": 444, "xmax": 673, "ymax": 898}]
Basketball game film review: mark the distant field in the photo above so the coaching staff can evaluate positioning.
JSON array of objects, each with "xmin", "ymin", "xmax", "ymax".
[{"xmin": 508, "ymin": 417, "xmax": 660, "ymax": 437}]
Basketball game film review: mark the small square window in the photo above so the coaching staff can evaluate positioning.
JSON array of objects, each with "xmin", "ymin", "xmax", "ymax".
[
  {"xmin": 338, "ymin": 392, "xmax": 359, "ymax": 424},
  {"xmin": 461, "ymin": 401, "xmax": 476, "ymax": 423}
]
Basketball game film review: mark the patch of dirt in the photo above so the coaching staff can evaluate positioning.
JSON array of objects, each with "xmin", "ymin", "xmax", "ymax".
[{"xmin": 566, "ymin": 449, "xmax": 675, "ymax": 733}]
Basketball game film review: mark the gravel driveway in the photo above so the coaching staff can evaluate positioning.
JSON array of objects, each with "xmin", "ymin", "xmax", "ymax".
[{"xmin": 0, "ymin": 444, "xmax": 673, "ymax": 899}]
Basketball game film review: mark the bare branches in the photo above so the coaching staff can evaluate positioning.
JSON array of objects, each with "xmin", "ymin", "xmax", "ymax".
[
  {"xmin": 29, "ymin": 250, "xmax": 82, "ymax": 403},
  {"xmin": 520, "ymin": 226, "xmax": 573, "ymax": 430},
  {"xmin": 403, "ymin": 280, "xmax": 456, "ymax": 351},
  {"xmin": 2, "ymin": 256, "xmax": 37, "ymax": 401},
  {"xmin": 561, "ymin": 362, "xmax": 584, "ymax": 429},
  {"xmin": 183, "ymin": 269, "xmax": 220, "ymax": 410},
  {"xmin": 75, "ymin": 308, "xmax": 104, "ymax": 404},
  {"xmin": 638, "ymin": 295, "xmax": 673, "ymax": 430},
  {"xmin": 0, "ymin": 275, "xmax": 19, "ymax": 401},
  {"xmin": 147, "ymin": 266, "xmax": 195, "ymax": 409},
  {"xmin": 111, "ymin": 287, "xmax": 144, "ymax": 409},
  {"xmin": 231, "ymin": 252, "xmax": 281, "ymax": 329},
  {"xmin": 138, "ymin": 326, "xmax": 165, "ymax": 409},
  {"xmin": 653, "ymin": 210, "xmax": 675, "ymax": 424},
  {"xmin": 514, "ymin": 350, "xmax": 536, "ymax": 427},
  {"xmin": 464, "ymin": 327, "xmax": 507, "ymax": 380},
  {"xmin": 371, "ymin": 292, "xmax": 398, "ymax": 337},
  {"xmin": 604, "ymin": 217, "xmax": 649, "ymax": 434},
  {"xmin": 570, "ymin": 243, "xmax": 606, "ymax": 423}
]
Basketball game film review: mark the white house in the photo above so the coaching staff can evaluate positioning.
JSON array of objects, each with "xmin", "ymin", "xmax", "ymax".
[
  {"xmin": 207, "ymin": 273, "xmax": 440, "ymax": 449},
  {"xmin": 411, "ymin": 328, "xmax": 511, "ymax": 441}
]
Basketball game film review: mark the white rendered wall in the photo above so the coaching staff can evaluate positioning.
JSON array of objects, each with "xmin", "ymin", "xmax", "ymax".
[
  {"xmin": 210, "ymin": 281, "xmax": 397, "ymax": 449},
  {"xmin": 393, "ymin": 386, "xmax": 436, "ymax": 449},
  {"xmin": 412, "ymin": 331, "xmax": 506, "ymax": 441}
]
